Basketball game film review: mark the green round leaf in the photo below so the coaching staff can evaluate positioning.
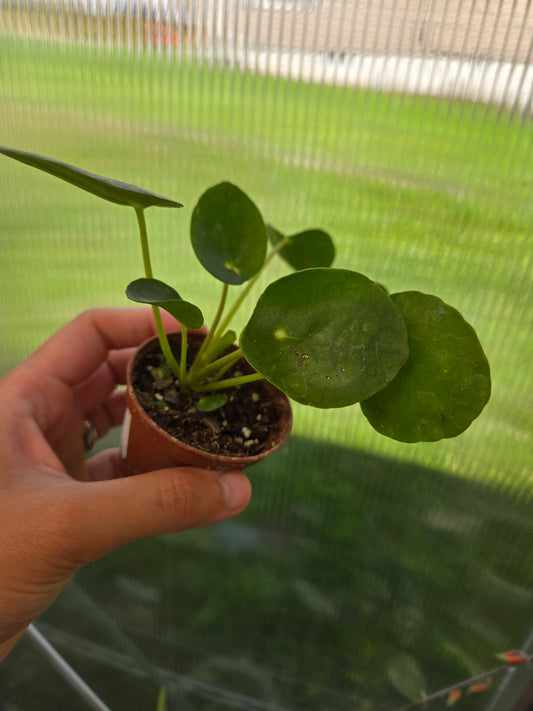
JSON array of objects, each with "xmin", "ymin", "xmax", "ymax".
[
  {"xmin": 126, "ymin": 278, "xmax": 204, "ymax": 330},
  {"xmin": 241, "ymin": 269, "xmax": 409, "ymax": 408},
  {"xmin": 360, "ymin": 291, "xmax": 491, "ymax": 442},
  {"xmin": 0, "ymin": 146, "xmax": 182, "ymax": 209},
  {"xmin": 197, "ymin": 393, "xmax": 228, "ymax": 412},
  {"xmin": 190, "ymin": 182, "xmax": 267, "ymax": 285},
  {"xmin": 267, "ymin": 224, "xmax": 335, "ymax": 270}
]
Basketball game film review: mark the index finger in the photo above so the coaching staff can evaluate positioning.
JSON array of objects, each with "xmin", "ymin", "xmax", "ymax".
[{"xmin": 26, "ymin": 308, "xmax": 179, "ymax": 387}]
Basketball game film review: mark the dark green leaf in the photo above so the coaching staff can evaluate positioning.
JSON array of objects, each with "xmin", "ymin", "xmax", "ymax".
[
  {"xmin": 0, "ymin": 146, "xmax": 182, "ymax": 209},
  {"xmin": 266, "ymin": 224, "xmax": 285, "ymax": 247},
  {"xmin": 361, "ymin": 291, "xmax": 491, "ymax": 442},
  {"xmin": 127, "ymin": 277, "xmax": 181, "ymax": 302},
  {"xmin": 190, "ymin": 182, "xmax": 267, "ymax": 285},
  {"xmin": 197, "ymin": 393, "xmax": 228, "ymax": 412},
  {"xmin": 241, "ymin": 269, "xmax": 409, "ymax": 408},
  {"xmin": 126, "ymin": 278, "xmax": 203, "ymax": 329},
  {"xmin": 267, "ymin": 224, "xmax": 335, "ymax": 270}
]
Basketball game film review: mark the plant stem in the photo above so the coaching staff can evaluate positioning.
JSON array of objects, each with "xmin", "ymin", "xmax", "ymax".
[
  {"xmin": 179, "ymin": 325, "xmax": 187, "ymax": 391},
  {"xmin": 134, "ymin": 206, "xmax": 181, "ymax": 378},
  {"xmin": 207, "ymin": 354, "xmax": 241, "ymax": 382},
  {"xmin": 189, "ymin": 348, "xmax": 244, "ymax": 385},
  {"xmin": 194, "ymin": 372, "xmax": 265, "ymax": 392},
  {"xmin": 135, "ymin": 206, "xmax": 153, "ymax": 278},
  {"xmin": 192, "ymin": 282, "xmax": 228, "ymax": 369},
  {"xmin": 151, "ymin": 307, "xmax": 182, "ymax": 378},
  {"xmin": 213, "ymin": 276, "xmax": 258, "ymax": 343},
  {"xmin": 212, "ymin": 237, "xmax": 290, "ymax": 343}
]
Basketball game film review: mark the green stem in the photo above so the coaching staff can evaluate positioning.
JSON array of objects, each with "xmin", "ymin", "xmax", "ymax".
[
  {"xmin": 213, "ymin": 237, "xmax": 290, "ymax": 342},
  {"xmin": 189, "ymin": 348, "xmax": 244, "ymax": 385},
  {"xmin": 207, "ymin": 354, "xmax": 241, "ymax": 383},
  {"xmin": 179, "ymin": 325, "xmax": 187, "ymax": 391},
  {"xmin": 192, "ymin": 282, "xmax": 228, "ymax": 369},
  {"xmin": 151, "ymin": 307, "xmax": 181, "ymax": 378},
  {"xmin": 208, "ymin": 282, "xmax": 229, "ymax": 344},
  {"xmin": 134, "ymin": 206, "xmax": 181, "ymax": 378},
  {"xmin": 135, "ymin": 206, "xmax": 153, "ymax": 278},
  {"xmin": 213, "ymin": 278, "xmax": 256, "ymax": 342},
  {"xmin": 194, "ymin": 372, "xmax": 265, "ymax": 392}
]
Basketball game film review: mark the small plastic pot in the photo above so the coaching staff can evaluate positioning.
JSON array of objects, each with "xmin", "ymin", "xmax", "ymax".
[{"xmin": 120, "ymin": 332, "xmax": 293, "ymax": 475}]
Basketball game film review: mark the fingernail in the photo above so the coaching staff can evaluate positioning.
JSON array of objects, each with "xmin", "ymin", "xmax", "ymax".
[{"xmin": 219, "ymin": 471, "xmax": 251, "ymax": 510}]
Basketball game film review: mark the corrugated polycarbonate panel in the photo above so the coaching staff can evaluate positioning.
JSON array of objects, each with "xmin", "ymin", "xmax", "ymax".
[{"xmin": 0, "ymin": 1, "xmax": 532, "ymax": 709}]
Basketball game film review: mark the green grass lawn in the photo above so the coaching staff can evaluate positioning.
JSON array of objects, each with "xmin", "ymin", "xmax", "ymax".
[{"xmin": 1, "ymin": 35, "xmax": 532, "ymax": 490}]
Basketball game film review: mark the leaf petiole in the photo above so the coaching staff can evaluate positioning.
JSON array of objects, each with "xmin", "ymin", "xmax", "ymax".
[
  {"xmin": 192, "ymin": 282, "xmax": 228, "ymax": 369},
  {"xmin": 188, "ymin": 348, "xmax": 244, "ymax": 385},
  {"xmin": 179, "ymin": 325, "xmax": 188, "ymax": 391},
  {"xmin": 134, "ymin": 206, "xmax": 181, "ymax": 378},
  {"xmin": 194, "ymin": 372, "xmax": 265, "ymax": 392},
  {"xmin": 151, "ymin": 304, "xmax": 182, "ymax": 380},
  {"xmin": 211, "ymin": 237, "xmax": 291, "ymax": 343}
]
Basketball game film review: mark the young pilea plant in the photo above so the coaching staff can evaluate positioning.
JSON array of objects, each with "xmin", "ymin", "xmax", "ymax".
[{"xmin": 0, "ymin": 146, "xmax": 491, "ymax": 443}]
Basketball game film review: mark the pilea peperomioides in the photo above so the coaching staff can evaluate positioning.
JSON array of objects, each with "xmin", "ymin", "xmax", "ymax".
[{"xmin": 1, "ymin": 146, "xmax": 491, "ymax": 445}]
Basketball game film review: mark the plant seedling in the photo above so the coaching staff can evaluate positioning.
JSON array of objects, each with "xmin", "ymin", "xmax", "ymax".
[{"xmin": 0, "ymin": 146, "xmax": 491, "ymax": 443}]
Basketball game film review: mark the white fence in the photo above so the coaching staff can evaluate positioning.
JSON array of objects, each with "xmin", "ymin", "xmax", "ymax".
[{"xmin": 1, "ymin": 0, "xmax": 532, "ymax": 114}]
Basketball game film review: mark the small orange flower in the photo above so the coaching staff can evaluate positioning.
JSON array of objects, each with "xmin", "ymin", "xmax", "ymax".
[
  {"xmin": 497, "ymin": 650, "xmax": 532, "ymax": 665},
  {"xmin": 447, "ymin": 689, "xmax": 462, "ymax": 706},
  {"xmin": 467, "ymin": 682, "xmax": 491, "ymax": 694}
]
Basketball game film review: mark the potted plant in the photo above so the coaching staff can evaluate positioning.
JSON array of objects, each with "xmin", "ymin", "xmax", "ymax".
[{"xmin": 0, "ymin": 147, "xmax": 491, "ymax": 475}]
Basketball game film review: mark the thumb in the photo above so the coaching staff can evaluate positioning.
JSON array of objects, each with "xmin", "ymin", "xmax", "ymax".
[{"xmin": 68, "ymin": 465, "xmax": 252, "ymax": 564}]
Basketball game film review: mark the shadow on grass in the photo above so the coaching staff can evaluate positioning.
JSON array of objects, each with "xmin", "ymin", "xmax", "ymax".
[{"xmin": 1, "ymin": 435, "xmax": 532, "ymax": 711}]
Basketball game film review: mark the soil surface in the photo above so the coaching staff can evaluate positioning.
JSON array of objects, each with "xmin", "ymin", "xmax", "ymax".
[{"xmin": 131, "ymin": 336, "xmax": 287, "ymax": 458}]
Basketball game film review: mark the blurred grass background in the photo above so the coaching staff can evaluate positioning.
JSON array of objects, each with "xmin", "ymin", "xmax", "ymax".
[
  {"xmin": 1, "ymin": 35, "xmax": 531, "ymax": 489},
  {"xmin": 1, "ymin": 28, "xmax": 532, "ymax": 710}
]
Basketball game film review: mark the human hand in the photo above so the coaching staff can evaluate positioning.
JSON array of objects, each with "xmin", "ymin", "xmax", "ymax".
[{"xmin": 0, "ymin": 309, "xmax": 252, "ymax": 659}]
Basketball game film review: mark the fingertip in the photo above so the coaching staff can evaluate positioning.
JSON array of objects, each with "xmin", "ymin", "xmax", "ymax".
[{"xmin": 219, "ymin": 471, "xmax": 252, "ymax": 512}]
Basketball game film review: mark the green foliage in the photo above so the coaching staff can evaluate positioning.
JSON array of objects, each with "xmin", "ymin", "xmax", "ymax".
[
  {"xmin": 197, "ymin": 393, "xmax": 229, "ymax": 412},
  {"xmin": 241, "ymin": 269, "xmax": 409, "ymax": 408},
  {"xmin": 361, "ymin": 292, "xmax": 491, "ymax": 442},
  {"xmin": 126, "ymin": 278, "xmax": 204, "ymax": 330},
  {"xmin": 266, "ymin": 224, "xmax": 335, "ymax": 270},
  {"xmin": 0, "ymin": 148, "xmax": 491, "ymax": 443},
  {"xmin": 0, "ymin": 146, "xmax": 182, "ymax": 209},
  {"xmin": 190, "ymin": 182, "xmax": 267, "ymax": 285}
]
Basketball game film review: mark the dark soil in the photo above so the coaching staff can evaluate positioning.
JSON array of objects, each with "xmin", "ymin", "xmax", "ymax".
[{"xmin": 131, "ymin": 335, "xmax": 287, "ymax": 458}]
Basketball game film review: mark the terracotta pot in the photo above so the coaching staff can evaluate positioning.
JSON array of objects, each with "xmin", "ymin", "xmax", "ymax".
[{"xmin": 120, "ymin": 332, "xmax": 293, "ymax": 475}]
